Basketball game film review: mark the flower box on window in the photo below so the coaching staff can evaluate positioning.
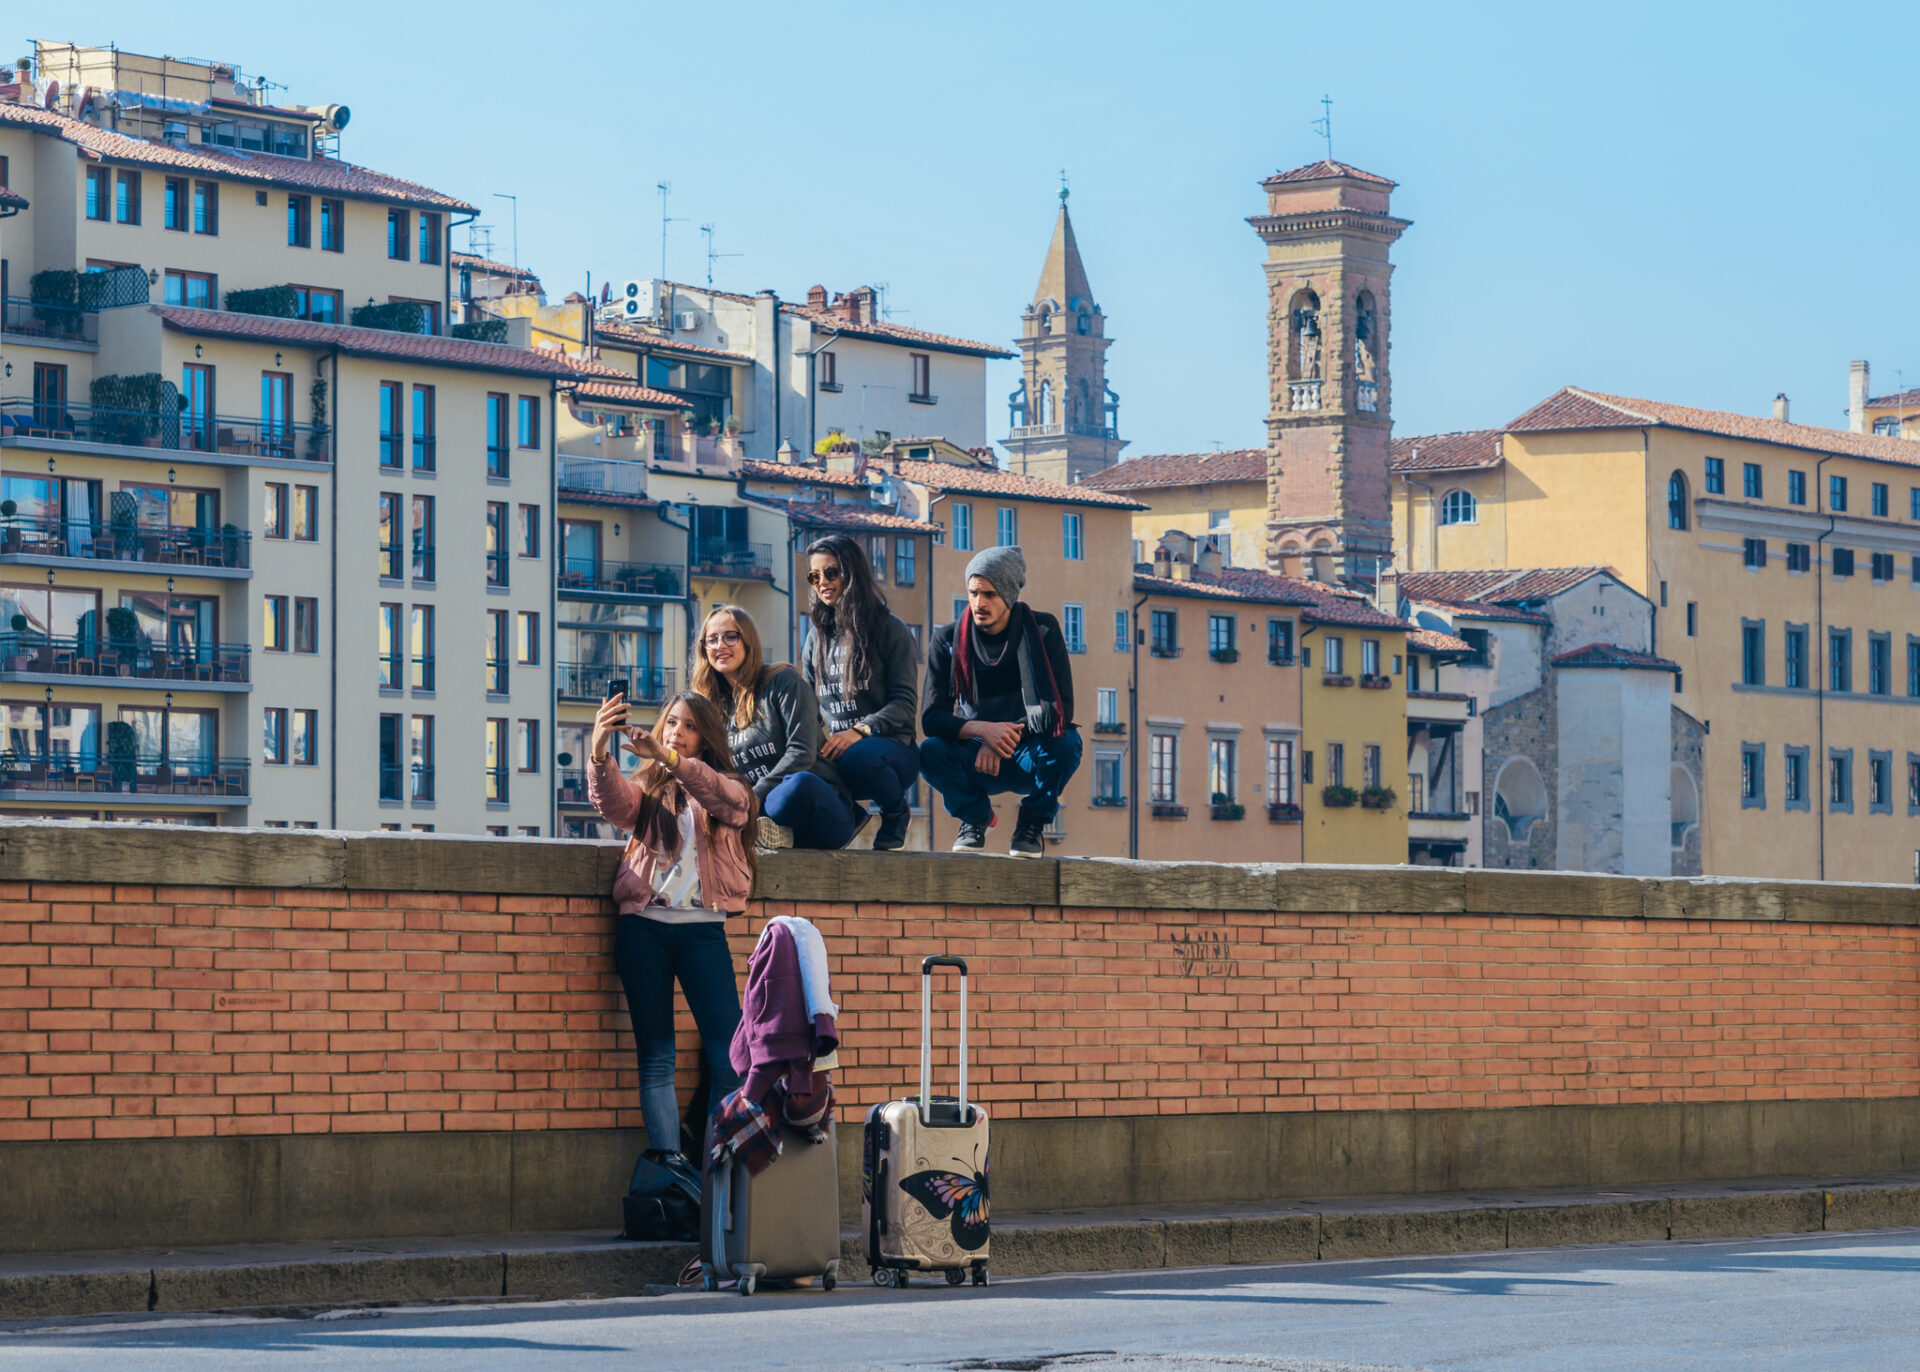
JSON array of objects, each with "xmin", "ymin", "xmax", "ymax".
[
  {"xmin": 1150, "ymin": 802, "xmax": 1188, "ymax": 820},
  {"xmin": 1322, "ymin": 674, "xmax": 1354, "ymax": 687},
  {"xmin": 1209, "ymin": 802, "xmax": 1245, "ymax": 820},
  {"xmin": 1093, "ymin": 721, "xmax": 1126, "ymax": 735},
  {"xmin": 1267, "ymin": 801, "xmax": 1303, "ymax": 822},
  {"xmin": 1360, "ymin": 674, "xmax": 1392, "ymax": 689},
  {"xmin": 1321, "ymin": 784, "xmax": 1359, "ymax": 808},
  {"xmin": 1092, "ymin": 795, "xmax": 1127, "ymax": 808},
  {"xmin": 1209, "ymin": 647, "xmax": 1240, "ymax": 664},
  {"xmin": 1360, "ymin": 785, "xmax": 1397, "ymax": 810}
]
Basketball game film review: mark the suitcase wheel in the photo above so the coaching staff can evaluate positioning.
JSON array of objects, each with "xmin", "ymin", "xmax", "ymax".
[
  {"xmin": 945, "ymin": 1268, "xmax": 965, "ymax": 1286},
  {"xmin": 738, "ymin": 1273, "xmax": 756, "ymax": 1297},
  {"xmin": 702, "ymin": 1271, "xmax": 717, "ymax": 1293},
  {"xmin": 823, "ymin": 1271, "xmax": 837, "ymax": 1292},
  {"xmin": 973, "ymin": 1265, "xmax": 988, "ymax": 1287},
  {"xmin": 872, "ymin": 1267, "xmax": 894, "ymax": 1288}
]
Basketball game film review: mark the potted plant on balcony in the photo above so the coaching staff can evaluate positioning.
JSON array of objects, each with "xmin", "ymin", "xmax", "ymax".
[
  {"xmin": 1321, "ymin": 784, "xmax": 1358, "ymax": 808},
  {"xmin": 105, "ymin": 606, "xmax": 141, "ymax": 675},
  {"xmin": 1210, "ymin": 646, "xmax": 1239, "ymax": 663},
  {"xmin": 106, "ymin": 720, "xmax": 138, "ymax": 793},
  {"xmin": 219, "ymin": 523, "xmax": 242, "ymax": 568},
  {"xmin": 307, "ymin": 376, "xmax": 330, "ymax": 461},
  {"xmin": 1267, "ymin": 800, "xmax": 1303, "ymax": 822},
  {"xmin": 3, "ymin": 612, "xmax": 29, "ymax": 672},
  {"xmin": 0, "ymin": 499, "xmax": 17, "ymax": 554},
  {"xmin": 1360, "ymin": 784, "xmax": 1397, "ymax": 810},
  {"xmin": 1209, "ymin": 791, "xmax": 1245, "ymax": 820},
  {"xmin": 1360, "ymin": 673, "xmax": 1392, "ymax": 689}
]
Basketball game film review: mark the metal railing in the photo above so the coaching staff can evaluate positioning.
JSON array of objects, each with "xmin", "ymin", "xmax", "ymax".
[
  {"xmin": 557, "ymin": 454, "xmax": 649, "ymax": 499},
  {"xmin": 2, "ymin": 296, "xmax": 98, "ymax": 344},
  {"xmin": 0, "ymin": 634, "xmax": 249, "ymax": 683},
  {"xmin": 555, "ymin": 663, "xmax": 674, "ymax": 704},
  {"xmin": 691, "ymin": 539, "xmax": 773, "ymax": 581},
  {"xmin": 0, "ymin": 750, "xmax": 249, "ymax": 798},
  {"xmin": 558, "ymin": 559, "xmax": 683, "ymax": 598},
  {"xmin": 0, "ymin": 398, "xmax": 326, "ymax": 460},
  {"xmin": 1268, "ymin": 650, "xmax": 1295, "ymax": 666},
  {"xmin": 0, "ymin": 514, "xmax": 250, "ymax": 569},
  {"xmin": 485, "ymin": 766, "xmax": 509, "ymax": 804},
  {"xmin": 411, "ymin": 655, "xmax": 435, "ymax": 692},
  {"xmin": 1150, "ymin": 642, "xmax": 1181, "ymax": 659},
  {"xmin": 556, "ymin": 767, "xmax": 591, "ymax": 807}
]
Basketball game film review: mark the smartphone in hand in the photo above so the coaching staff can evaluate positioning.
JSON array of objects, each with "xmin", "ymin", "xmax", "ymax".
[{"xmin": 606, "ymin": 680, "xmax": 630, "ymax": 731}]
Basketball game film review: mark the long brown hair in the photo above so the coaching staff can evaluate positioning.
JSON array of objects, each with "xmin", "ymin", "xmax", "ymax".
[
  {"xmin": 805, "ymin": 533, "xmax": 891, "ymax": 694},
  {"xmin": 628, "ymin": 692, "xmax": 758, "ymax": 881},
  {"xmin": 690, "ymin": 604, "xmax": 772, "ymax": 732}
]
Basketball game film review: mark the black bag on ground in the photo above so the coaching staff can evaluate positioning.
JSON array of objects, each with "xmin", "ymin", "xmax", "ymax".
[{"xmin": 623, "ymin": 1150, "xmax": 702, "ymax": 1242}]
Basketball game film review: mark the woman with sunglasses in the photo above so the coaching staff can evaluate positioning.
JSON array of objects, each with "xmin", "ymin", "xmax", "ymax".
[
  {"xmin": 801, "ymin": 533, "xmax": 919, "ymax": 851},
  {"xmin": 690, "ymin": 603, "xmax": 864, "ymax": 850}
]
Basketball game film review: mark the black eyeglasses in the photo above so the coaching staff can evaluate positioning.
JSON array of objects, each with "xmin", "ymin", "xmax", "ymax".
[
  {"xmin": 702, "ymin": 630, "xmax": 744, "ymax": 650},
  {"xmin": 806, "ymin": 565, "xmax": 844, "ymax": 587}
]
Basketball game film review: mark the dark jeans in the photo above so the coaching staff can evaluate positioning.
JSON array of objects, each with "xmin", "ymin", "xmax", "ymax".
[
  {"xmin": 832, "ymin": 735, "xmax": 920, "ymax": 818},
  {"xmin": 763, "ymin": 771, "xmax": 862, "ymax": 849},
  {"xmin": 919, "ymin": 726, "xmax": 1083, "ymax": 827},
  {"xmin": 613, "ymin": 914, "xmax": 742, "ymax": 1153}
]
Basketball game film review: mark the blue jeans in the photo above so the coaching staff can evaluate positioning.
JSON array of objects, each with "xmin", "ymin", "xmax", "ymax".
[
  {"xmin": 613, "ymin": 914, "xmax": 742, "ymax": 1152},
  {"xmin": 832, "ymin": 735, "xmax": 920, "ymax": 818},
  {"xmin": 919, "ymin": 727, "xmax": 1083, "ymax": 827},
  {"xmin": 762, "ymin": 771, "xmax": 862, "ymax": 849}
]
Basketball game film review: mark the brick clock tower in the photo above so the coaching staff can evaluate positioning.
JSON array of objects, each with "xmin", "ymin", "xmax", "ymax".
[
  {"xmin": 1004, "ymin": 188, "xmax": 1126, "ymax": 483},
  {"xmin": 1249, "ymin": 161, "xmax": 1410, "ymax": 582}
]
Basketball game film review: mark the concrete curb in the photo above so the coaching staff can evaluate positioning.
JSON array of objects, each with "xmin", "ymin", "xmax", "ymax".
[{"xmin": 5, "ymin": 1178, "xmax": 1918, "ymax": 1321}]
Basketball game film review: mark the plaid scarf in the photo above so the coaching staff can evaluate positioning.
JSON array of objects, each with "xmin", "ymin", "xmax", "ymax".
[{"xmin": 708, "ymin": 1077, "xmax": 835, "ymax": 1178}]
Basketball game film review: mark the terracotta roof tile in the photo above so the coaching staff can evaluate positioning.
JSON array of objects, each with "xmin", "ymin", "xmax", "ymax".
[
  {"xmin": 1263, "ymin": 160, "xmax": 1396, "ymax": 187},
  {"xmin": 1865, "ymin": 389, "xmax": 1920, "ymax": 410},
  {"xmin": 889, "ymin": 459, "xmax": 1146, "ymax": 510},
  {"xmin": 452, "ymin": 252, "xmax": 538, "ymax": 282},
  {"xmin": 1082, "ymin": 449, "xmax": 1268, "ymax": 491},
  {"xmin": 1133, "ymin": 566, "xmax": 1413, "ymax": 629},
  {"xmin": 592, "ymin": 322, "xmax": 752, "ymax": 362},
  {"xmin": 1390, "ymin": 430, "xmax": 1503, "ymax": 472},
  {"xmin": 1397, "ymin": 567, "xmax": 1614, "ymax": 606},
  {"xmin": 1509, "ymin": 386, "xmax": 1920, "ymax": 469},
  {"xmin": 779, "ymin": 303, "xmax": 1015, "ymax": 359},
  {"xmin": 154, "ymin": 306, "xmax": 584, "ymax": 379},
  {"xmin": 738, "ymin": 460, "xmax": 867, "ymax": 488},
  {"xmin": 1407, "ymin": 597, "xmax": 1551, "ymax": 626},
  {"xmin": 0, "ymin": 102, "xmax": 472, "ymax": 212},
  {"xmin": 547, "ymin": 352, "xmax": 684, "ymax": 408},
  {"xmin": 1408, "ymin": 628, "xmax": 1473, "ymax": 654},
  {"xmin": 1551, "ymin": 642, "xmax": 1680, "ymax": 672},
  {"xmin": 756, "ymin": 497, "xmax": 938, "ymax": 535}
]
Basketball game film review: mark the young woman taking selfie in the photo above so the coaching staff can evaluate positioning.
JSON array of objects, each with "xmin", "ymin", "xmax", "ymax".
[
  {"xmin": 690, "ymin": 603, "xmax": 864, "ymax": 850},
  {"xmin": 800, "ymin": 533, "xmax": 920, "ymax": 850},
  {"xmin": 586, "ymin": 689, "xmax": 755, "ymax": 1169}
]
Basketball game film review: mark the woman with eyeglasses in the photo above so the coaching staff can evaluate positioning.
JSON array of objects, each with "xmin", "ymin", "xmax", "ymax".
[
  {"xmin": 690, "ymin": 603, "xmax": 864, "ymax": 850},
  {"xmin": 800, "ymin": 534, "xmax": 920, "ymax": 851}
]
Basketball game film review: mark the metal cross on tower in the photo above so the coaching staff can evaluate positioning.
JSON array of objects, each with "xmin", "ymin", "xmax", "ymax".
[{"xmin": 1311, "ymin": 95, "xmax": 1333, "ymax": 161}]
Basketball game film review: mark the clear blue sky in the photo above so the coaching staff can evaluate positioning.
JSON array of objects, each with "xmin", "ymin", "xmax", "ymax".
[{"xmin": 23, "ymin": 1, "xmax": 1919, "ymax": 454}]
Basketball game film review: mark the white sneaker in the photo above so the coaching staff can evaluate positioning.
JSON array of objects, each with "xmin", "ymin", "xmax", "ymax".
[{"xmin": 755, "ymin": 816, "xmax": 794, "ymax": 851}]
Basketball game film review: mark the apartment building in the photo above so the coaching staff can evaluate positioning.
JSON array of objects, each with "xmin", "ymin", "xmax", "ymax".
[
  {"xmin": 0, "ymin": 44, "xmax": 611, "ymax": 834},
  {"xmin": 1394, "ymin": 388, "xmax": 1920, "ymax": 881},
  {"xmin": 1083, "ymin": 448, "xmax": 1269, "ymax": 570}
]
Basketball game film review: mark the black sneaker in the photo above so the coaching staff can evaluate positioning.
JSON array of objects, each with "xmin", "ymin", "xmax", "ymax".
[
  {"xmin": 1010, "ymin": 816, "xmax": 1047, "ymax": 857},
  {"xmin": 952, "ymin": 819, "xmax": 990, "ymax": 851},
  {"xmin": 872, "ymin": 809, "xmax": 911, "ymax": 851}
]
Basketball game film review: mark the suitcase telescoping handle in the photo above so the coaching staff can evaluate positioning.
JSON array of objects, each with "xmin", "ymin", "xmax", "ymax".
[{"xmin": 920, "ymin": 955, "xmax": 968, "ymax": 1126}]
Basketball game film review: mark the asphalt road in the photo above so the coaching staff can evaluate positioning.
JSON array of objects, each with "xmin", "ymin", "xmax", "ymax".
[{"xmin": 1, "ymin": 1230, "xmax": 1915, "ymax": 1372}]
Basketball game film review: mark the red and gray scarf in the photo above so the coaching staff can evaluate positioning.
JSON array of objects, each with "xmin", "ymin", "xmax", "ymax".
[{"xmin": 951, "ymin": 602, "xmax": 1066, "ymax": 739}]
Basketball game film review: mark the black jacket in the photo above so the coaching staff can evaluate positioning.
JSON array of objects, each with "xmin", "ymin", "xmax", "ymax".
[{"xmin": 921, "ymin": 607, "xmax": 1075, "ymax": 744}]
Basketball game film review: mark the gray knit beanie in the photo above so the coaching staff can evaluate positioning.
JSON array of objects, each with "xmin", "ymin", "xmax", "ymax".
[{"xmin": 965, "ymin": 545, "xmax": 1026, "ymax": 607}]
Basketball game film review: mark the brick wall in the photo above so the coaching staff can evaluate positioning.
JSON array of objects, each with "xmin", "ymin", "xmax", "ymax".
[{"xmin": 5, "ymin": 860, "xmax": 1917, "ymax": 1144}]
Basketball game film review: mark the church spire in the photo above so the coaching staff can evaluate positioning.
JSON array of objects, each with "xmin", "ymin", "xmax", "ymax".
[{"xmin": 1033, "ymin": 200, "xmax": 1093, "ymax": 312}]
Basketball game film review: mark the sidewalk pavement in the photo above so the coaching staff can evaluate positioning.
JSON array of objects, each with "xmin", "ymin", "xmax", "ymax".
[{"xmin": 3, "ymin": 1173, "xmax": 1916, "ymax": 1322}]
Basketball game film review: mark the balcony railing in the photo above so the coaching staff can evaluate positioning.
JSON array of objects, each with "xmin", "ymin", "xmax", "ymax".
[
  {"xmin": 1268, "ymin": 650, "xmax": 1295, "ymax": 667},
  {"xmin": 557, "ymin": 767, "xmax": 591, "ymax": 807},
  {"xmin": 1, "ymin": 633, "xmax": 249, "ymax": 684},
  {"xmin": 485, "ymin": 766, "xmax": 509, "ymax": 804},
  {"xmin": 1009, "ymin": 421, "xmax": 1119, "ymax": 441},
  {"xmin": 692, "ymin": 539, "xmax": 774, "ymax": 581},
  {"xmin": 0, "ymin": 398, "xmax": 326, "ymax": 461},
  {"xmin": 556, "ymin": 663, "xmax": 675, "ymax": 704},
  {"xmin": 1209, "ymin": 646, "xmax": 1239, "ymax": 663},
  {"xmin": 1150, "ymin": 802, "xmax": 1187, "ymax": 819},
  {"xmin": 0, "ymin": 515, "xmax": 250, "ymax": 569},
  {"xmin": 558, "ymin": 454, "xmax": 649, "ymax": 499},
  {"xmin": 1092, "ymin": 720, "xmax": 1126, "ymax": 735},
  {"xmin": 2, "ymin": 296, "xmax": 98, "ymax": 344},
  {"xmin": 1267, "ymin": 801, "xmax": 1303, "ymax": 823},
  {"xmin": 558, "ymin": 559, "xmax": 683, "ymax": 598},
  {"xmin": 1357, "ymin": 380, "xmax": 1379, "ymax": 413},
  {"xmin": 1092, "ymin": 795, "xmax": 1127, "ymax": 808},
  {"xmin": 1149, "ymin": 642, "xmax": 1180, "ymax": 659},
  {"xmin": 0, "ymin": 750, "xmax": 249, "ymax": 799},
  {"xmin": 1288, "ymin": 380, "xmax": 1322, "ymax": 412}
]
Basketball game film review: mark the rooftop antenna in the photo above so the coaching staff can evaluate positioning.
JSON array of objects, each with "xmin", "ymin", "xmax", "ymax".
[
  {"xmin": 656, "ymin": 183, "xmax": 685, "ymax": 282},
  {"xmin": 492, "ymin": 193, "xmax": 518, "ymax": 270},
  {"xmin": 1311, "ymin": 94, "xmax": 1333, "ymax": 161},
  {"xmin": 700, "ymin": 223, "xmax": 741, "ymax": 289}
]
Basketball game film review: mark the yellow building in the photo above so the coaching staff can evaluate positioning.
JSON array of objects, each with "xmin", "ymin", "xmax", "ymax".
[
  {"xmin": 1395, "ymin": 387, "xmax": 1920, "ymax": 882},
  {"xmin": 1082, "ymin": 449, "xmax": 1270, "ymax": 572}
]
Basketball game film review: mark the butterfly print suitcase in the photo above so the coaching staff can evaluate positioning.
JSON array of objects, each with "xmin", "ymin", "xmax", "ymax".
[{"xmin": 863, "ymin": 955, "xmax": 990, "ymax": 1287}]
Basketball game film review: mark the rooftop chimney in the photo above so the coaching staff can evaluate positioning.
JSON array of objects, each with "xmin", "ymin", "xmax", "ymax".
[
  {"xmin": 1196, "ymin": 543, "xmax": 1223, "ymax": 577},
  {"xmin": 806, "ymin": 284, "xmax": 827, "ymax": 309},
  {"xmin": 1772, "ymin": 393, "xmax": 1790, "ymax": 423},
  {"xmin": 1849, "ymin": 360, "xmax": 1870, "ymax": 434}
]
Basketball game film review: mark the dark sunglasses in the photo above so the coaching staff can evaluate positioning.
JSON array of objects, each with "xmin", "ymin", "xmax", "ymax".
[{"xmin": 806, "ymin": 565, "xmax": 845, "ymax": 586}]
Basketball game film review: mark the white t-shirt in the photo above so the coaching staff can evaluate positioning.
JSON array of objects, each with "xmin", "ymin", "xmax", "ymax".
[{"xmin": 650, "ymin": 804, "xmax": 704, "ymax": 911}]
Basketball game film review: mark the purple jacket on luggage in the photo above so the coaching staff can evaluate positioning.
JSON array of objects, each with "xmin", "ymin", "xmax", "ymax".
[{"xmin": 730, "ymin": 921, "xmax": 839, "ymax": 1104}]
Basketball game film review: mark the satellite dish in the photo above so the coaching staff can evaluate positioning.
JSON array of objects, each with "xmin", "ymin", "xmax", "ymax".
[
  {"xmin": 42, "ymin": 78, "xmax": 59, "ymax": 110},
  {"xmin": 74, "ymin": 85, "xmax": 93, "ymax": 118}
]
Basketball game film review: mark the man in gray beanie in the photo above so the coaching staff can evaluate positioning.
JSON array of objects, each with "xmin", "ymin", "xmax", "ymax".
[{"xmin": 920, "ymin": 545, "xmax": 1081, "ymax": 855}]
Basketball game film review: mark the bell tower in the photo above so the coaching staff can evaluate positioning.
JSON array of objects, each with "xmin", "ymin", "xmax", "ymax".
[
  {"xmin": 1004, "ymin": 186, "xmax": 1127, "ymax": 483},
  {"xmin": 1249, "ymin": 160, "xmax": 1410, "ymax": 582}
]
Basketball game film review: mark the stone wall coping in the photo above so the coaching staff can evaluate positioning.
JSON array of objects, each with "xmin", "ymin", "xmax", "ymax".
[{"xmin": 3, "ymin": 820, "xmax": 1917, "ymax": 926}]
